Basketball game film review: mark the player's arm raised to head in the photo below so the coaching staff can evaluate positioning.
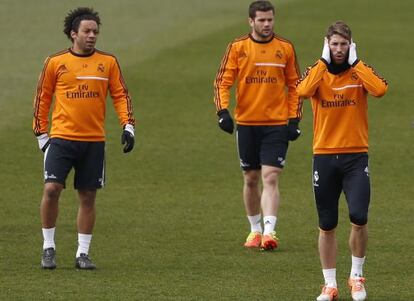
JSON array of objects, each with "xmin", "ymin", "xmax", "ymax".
[
  {"xmin": 296, "ymin": 60, "xmax": 327, "ymax": 99},
  {"xmin": 32, "ymin": 57, "xmax": 56, "ymax": 136},
  {"xmin": 213, "ymin": 42, "xmax": 238, "ymax": 112},
  {"xmin": 353, "ymin": 61, "xmax": 388, "ymax": 98},
  {"xmin": 109, "ymin": 58, "xmax": 135, "ymax": 127}
]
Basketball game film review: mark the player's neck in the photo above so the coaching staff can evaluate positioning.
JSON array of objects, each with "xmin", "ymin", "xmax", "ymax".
[
  {"xmin": 71, "ymin": 45, "xmax": 95, "ymax": 56},
  {"xmin": 250, "ymin": 32, "xmax": 273, "ymax": 43}
]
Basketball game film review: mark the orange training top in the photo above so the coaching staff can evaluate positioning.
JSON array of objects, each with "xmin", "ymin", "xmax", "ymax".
[
  {"xmin": 33, "ymin": 48, "xmax": 134, "ymax": 141},
  {"xmin": 214, "ymin": 34, "xmax": 302, "ymax": 125},
  {"xmin": 296, "ymin": 59, "xmax": 388, "ymax": 154}
]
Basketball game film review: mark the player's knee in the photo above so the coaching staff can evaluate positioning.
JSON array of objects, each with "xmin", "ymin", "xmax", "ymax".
[
  {"xmin": 78, "ymin": 190, "xmax": 97, "ymax": 208},
  {"xmin": 243, "ymin": 171, "xmax": 260, "ymax": 188},
  {"xmin": 349, "ymin": 211, "xmax": 368, "ymax": 226},
  {"xmin": 43, "ymin": 181, "xmax": 64, "ymax": 199},
  {"xmin": 43, "ymin": 186, "xmax": 61, "ymax": 201},
  {"xmin": 262, "ymin": 174, "xmax": 277, "ymax": 187},
  {"xmin": 319, "ymin": 217, "xmax": 338, "ymax": 231},
  {"xmin": 261, "ymin": 167, "xmax": 280, "ymax": 187}
]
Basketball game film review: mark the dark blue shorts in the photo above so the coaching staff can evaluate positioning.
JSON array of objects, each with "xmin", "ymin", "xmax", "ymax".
[
  {"xmin": 43, "ymin": 138, "xmax": 105, "ymax": 190},
  {"xmin": 236, "ymin": 125, "xmax": 289, "ymax": 170},
  {"xmin": 312, "ymin": 153, "xmax": 370, "ymax": 230}
]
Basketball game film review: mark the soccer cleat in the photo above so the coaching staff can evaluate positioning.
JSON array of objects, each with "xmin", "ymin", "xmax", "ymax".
[
  {"xmin": 316, "ymin": 286, "xmax": 338, "ymax": 301},
  {"xmin": 261, "ymin": 231, "xmax": 278, "ymax": 250},
  {"xmin": 243, "ymin": 232, "xmax": 262, "ymax": 248},
  {"xmin": 348, "ymin": 277, "xmax": 367, "ymax": 301},
  {"xmin": 41, "ymin": 247, "xmax": 56, "ymax": 269},
  {"xmin": 75, "ymin": 253, "xmax": 96, "ymax": 270}
]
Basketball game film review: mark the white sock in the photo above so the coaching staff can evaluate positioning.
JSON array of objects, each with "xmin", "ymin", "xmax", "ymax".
[
  {"xmin": 263, "ymin": 215, "xmax": 277, "ymax": 235},
  {"xmin": 247, "ymin": 214, "xmax": 262, "ymax": 233},
  {"xmin": 322, "ymin": 268, "xmax": 337, "ymax": 288},
  {"xmin": 42, "ymin": 227, "xmax": 56, "ymax": 250},
  {"xmin": 76, "ymin": 233, "xmax": 92, "ymax": 258},
  {"xmin": 350, "ymin": 255, "xmax": 365, "ymax": 278}
]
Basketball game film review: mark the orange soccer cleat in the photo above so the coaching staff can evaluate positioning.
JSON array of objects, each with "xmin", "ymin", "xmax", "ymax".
[
  {"xmin": 260, "ymin": 231, "xmax": 278, "ymax": 250},
  {"xmin": 243, "ymin": 232, "xmax": 262, "ymax": 248}
]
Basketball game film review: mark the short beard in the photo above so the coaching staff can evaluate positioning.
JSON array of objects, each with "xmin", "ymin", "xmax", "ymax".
[{"xmin": 254, "ymin": 29, "xmax": 273, "ymax": 40}]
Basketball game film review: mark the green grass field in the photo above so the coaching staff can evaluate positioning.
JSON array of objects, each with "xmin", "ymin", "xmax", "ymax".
[{"xmin": 1, "ymin": 0, "xmax": 413, "ymax": 300}]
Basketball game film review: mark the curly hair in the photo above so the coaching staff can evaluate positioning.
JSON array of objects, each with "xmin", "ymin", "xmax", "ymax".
[{"xmin": 63, "ymin": 7, "xmax": 101, "ymax": 41}]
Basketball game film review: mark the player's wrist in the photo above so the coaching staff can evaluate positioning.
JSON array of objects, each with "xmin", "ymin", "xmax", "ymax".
[
  {"xmin": 351, "ymin": 59, "xmax": 360, "ymax": 67},
  {"xmin": 217, "ymin": 109, "xmax": 230, "ymax": 117},
  {"xmin": 288, "ymin": 118, "xmax": 300, "ymax": 125},
  {"xmin": 36, "ymin": 133, "xmax": 48, "ymax": 139},
  {"xmin": 320, "ymin": 58, "xmax": 329, "ymax": 66},
  {"xmin": 123, "ymin": 124, "xmax": 134, "ymax": 137},
  {"xmin": 36, "ymin": 133, "xmax": 50, "ymax": 152}
]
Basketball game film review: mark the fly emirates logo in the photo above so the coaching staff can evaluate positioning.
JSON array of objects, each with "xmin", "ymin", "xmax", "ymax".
[
  {"xmin": 245, "ymin": 69, "xmax": 277, "ymax": 84},
  {"xmin": 321, "ymin": 93, "xmax": 356, "ymax": 108},
  {"xmin": 66, "ymin": 84, "xmax": 100, "ymax": 100}
]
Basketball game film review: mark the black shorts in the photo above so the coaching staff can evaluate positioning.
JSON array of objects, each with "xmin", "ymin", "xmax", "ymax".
[
  {"xmin": 312, "ymin": 153, "xmax": 370, "ymax": 230},
  {"xmin": 236, "ymin": 124, "xmax": 289, "ymax": 170},
  {"xmin": 44, "ymin": 138, "xmax": 105, "ymax": 190}
]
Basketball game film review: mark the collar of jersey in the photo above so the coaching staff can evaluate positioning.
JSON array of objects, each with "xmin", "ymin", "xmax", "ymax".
[
  {"xmin": 69, "ymin": 48, "xmax": 96, "ymax": 57},
  {"xmin": 327, "ymin": 60, "xmax": 351, "ymax": 75},
  {"xmin": 248, "ymin": 33, "xmax": 274, "ymax": 44}
]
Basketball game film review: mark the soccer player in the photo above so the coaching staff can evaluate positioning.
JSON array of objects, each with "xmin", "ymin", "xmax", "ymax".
[
  {"xmin": 213, "ymin": 1, "xmax": 302, "ymax": 250},
  {"xmin": 33, "ymin": 7, "xmax": 135, "ymax": 270},
  {"xmin": 296, "ymin": 21, "xmax": 387, "ymax": 301}
]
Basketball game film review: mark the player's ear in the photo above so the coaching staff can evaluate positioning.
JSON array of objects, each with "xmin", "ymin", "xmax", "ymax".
[
  {"xmin": 248, "ymin": 17, "xmax": 254, "ymax": 27},
  {"xmin": 70, "ymin": 30, "xmax": 77, "ymax": 40}
]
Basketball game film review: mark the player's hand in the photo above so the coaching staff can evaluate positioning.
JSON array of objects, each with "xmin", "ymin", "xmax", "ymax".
[
  {"xmin": 287, "ymin": 118, "xmax": 301, "ymax": 141},
  {"xmin": 217, "ymin": 109, "xmax": 234, "ymax": 134},
  {"xmin": 321, "ymin": 37, "xmax": 331, "ymax": 64},
  {"xmin": 348, "ymin": 39, "xmax": 358, "ymax": 66},
  {"xmin": 37, "ymin": 133, "xmax": 50, "ymax": 152},
  {"xmin": 121, "ymin": 124, "xmax": 135, "ymax": 153}
]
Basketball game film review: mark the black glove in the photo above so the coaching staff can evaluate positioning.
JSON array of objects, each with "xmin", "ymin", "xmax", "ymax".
[
  {"xmin": 287, "ymin": 118, "xmax": 301, "ymax": 141},
  {"xmin": 217, "ymin": 109, "xmax": 234, "ymax": 134},
  {"xmin": 121, "ymin": 124, "xmax": 135, "ymax": 153}
]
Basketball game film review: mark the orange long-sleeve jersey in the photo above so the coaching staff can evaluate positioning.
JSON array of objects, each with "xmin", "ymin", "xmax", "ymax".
[
  {"xmin": 214, "ymin": 34, "xmax": 302, "ymax": 125},
  {"xmin": 296, "ymin": 60, "xmax": 388, "ymax": 154},
  {"xmin": 33, "ymin": 49, "xmax": 134, "ymax": 141}
]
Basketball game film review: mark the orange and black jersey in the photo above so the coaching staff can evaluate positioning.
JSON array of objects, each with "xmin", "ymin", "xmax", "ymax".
[
  {"xmin": 33, "ymin": 48, "xmax": 134, "ymax": 141},
  {"xmin": 214, "ymin": 34, "xmax": 302, "ymax": 125},
  {"xmin": 296, "ymin": 59, "xmax": 388, "ymax": 154}
]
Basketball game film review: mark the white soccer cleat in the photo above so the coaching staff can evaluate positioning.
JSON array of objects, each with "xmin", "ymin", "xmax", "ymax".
[
  {"xmin": 316, "ymin": 286, "xmax": 338, "ymax": 301},
  {"xmin": 348, "ymin": 277, "xmax": 367, "ymax": 301}
]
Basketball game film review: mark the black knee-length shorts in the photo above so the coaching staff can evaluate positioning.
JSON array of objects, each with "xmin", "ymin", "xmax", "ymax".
[
  {"xmin": 236, "ymin": 124, "xmax": 289, "ymax": 171},
  {"xmin": 312, "ymin": 153, "xmax": 370, "ymax": 231}
]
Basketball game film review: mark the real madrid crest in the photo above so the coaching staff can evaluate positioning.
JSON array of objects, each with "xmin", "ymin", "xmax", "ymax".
[
  {"xmin": 97, "ymin": 63, "xmax": 105, "ymax": 72},
  {"xmin": 351, "ymin": 72, "xmax": 358, "ymax": 80},
  {"xmin": 276, "ymin": 50, "xmax": 283, "ymax": 59},
  {"xmin": 313, "ymin": 170, "xmax": 319, "ymax": 187}
]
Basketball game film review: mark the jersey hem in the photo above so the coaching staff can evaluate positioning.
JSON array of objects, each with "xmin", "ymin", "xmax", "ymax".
[
  {"xmin": 236, "ymin": 120, "xmax": 288, "ymax": 126},
  {"xmin": 313, "ymin": 148, "xmax": 368, "ymax": 155},
  {"xmin": 50, "ymin": 135, "xmax": 105, "ymax": 142}
]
